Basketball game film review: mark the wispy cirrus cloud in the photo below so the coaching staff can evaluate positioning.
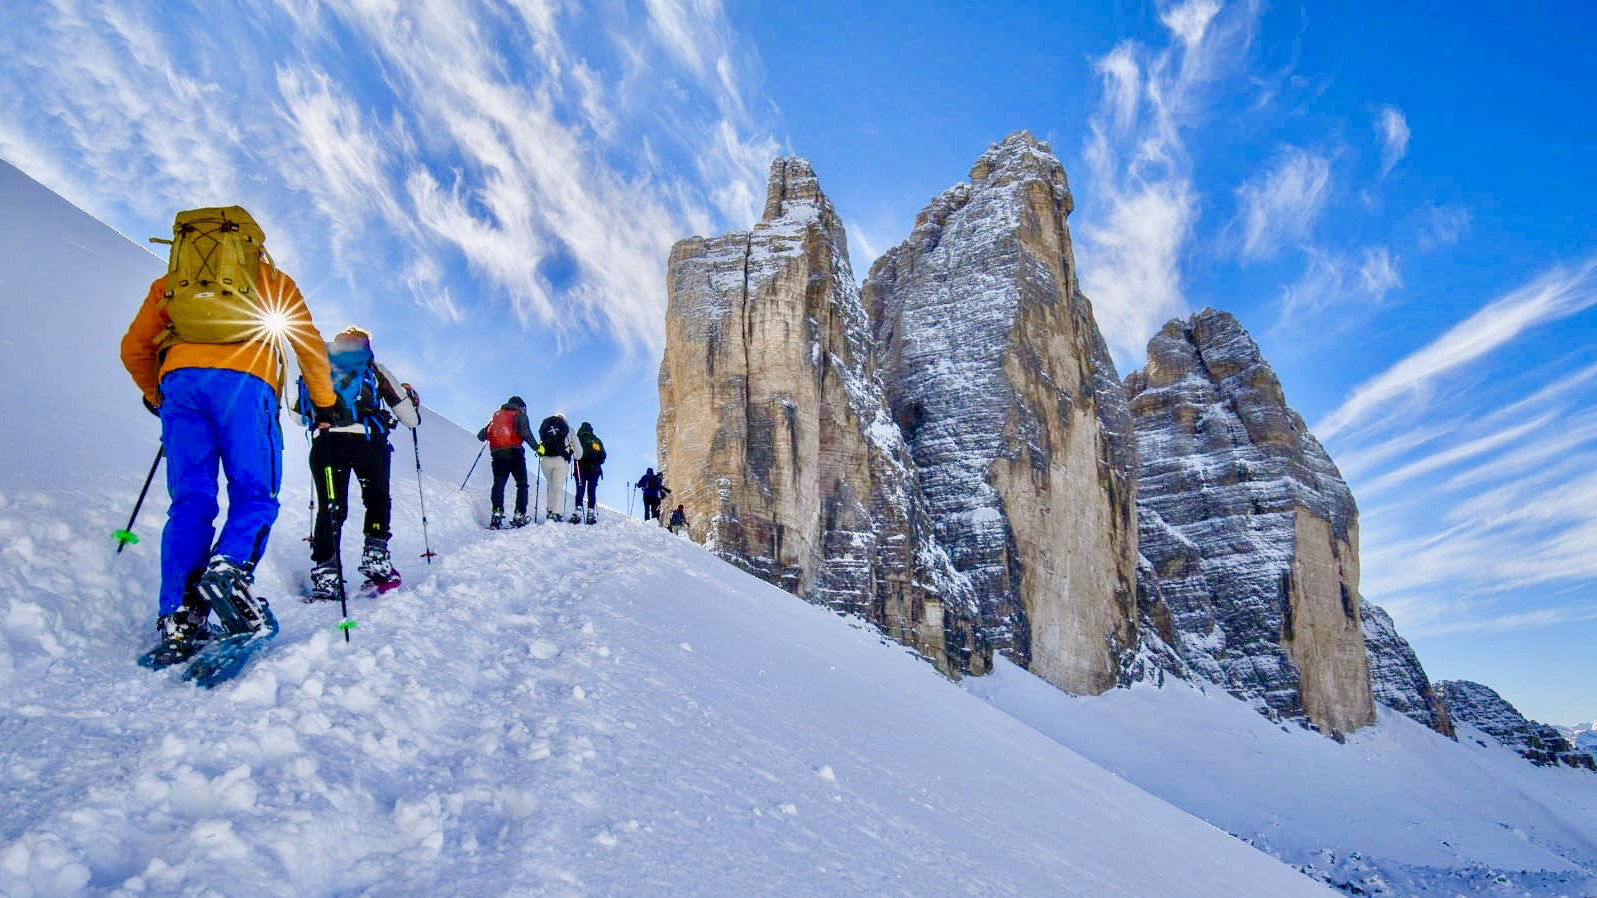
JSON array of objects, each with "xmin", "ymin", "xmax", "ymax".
[
  {"xmin": 1077, "ymin": 0, "xmax": 1261, "ymax": 367},
  {"xmin": 1234, "ymin": 146, "xmax": 1331, "ymax": 261},
  {"xmin": 1317, "ymin": 258, "xmax": 1597, "ymax": 439},
  {"xmin": 0, "ymin": 0, "xmax": 778, "ymax": 362},
  {"xmin": 1376, "ymin": 104, "xmax": 1409, "ymax": 176},
  {"xmin": 1279, "ymin": 244, "xmax": 1401, "ymax": 320}
]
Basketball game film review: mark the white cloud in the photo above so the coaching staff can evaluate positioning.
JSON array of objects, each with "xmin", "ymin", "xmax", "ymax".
[
  {"xmin": 1317, "ymin": 258, "xmax": 1597, "ymax": 439},
  {"xmin": 1278, "ymin": 244, "xmax": 1399, "ymax": 321},
  {"xmin": 1419, "ymin": 204, "xmax": 1471, "ymax": 251},
  {"xmin": 1076, "ymin": 0, "xmax": 1261, "ymax": 367},
  {"xmin": 1376, "ymin": 104, "xmax": 1409, "ymax": 176},
  {"xmin": 0, "ymin": 0, "xmax": 779, "ymax": 357},
  {"xmin": 1357, "ymin": 246, "xmax": 1401, "ymax": 295},
  {"xmin": 1234, "ymin": 147, "xmax": 1331, "ymax": 260}
]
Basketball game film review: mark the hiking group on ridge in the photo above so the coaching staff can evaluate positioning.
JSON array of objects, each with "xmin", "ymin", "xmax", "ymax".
[{"xmin": 121, "ymin": 205, "xmax": 682, "ymax": 680}]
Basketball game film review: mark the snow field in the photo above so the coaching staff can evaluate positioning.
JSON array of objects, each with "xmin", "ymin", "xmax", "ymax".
[{"xmin": 1, "ymin": 438, "xmax": 1339, "ymax": 896}]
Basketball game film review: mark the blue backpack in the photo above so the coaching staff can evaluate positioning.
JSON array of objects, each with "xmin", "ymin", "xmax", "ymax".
[{"xmin": 298, "ymin": 347, "xmax": 393, "ymax": 438}]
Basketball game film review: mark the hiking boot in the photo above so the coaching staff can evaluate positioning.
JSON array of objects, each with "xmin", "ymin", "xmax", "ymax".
[
  {"xmin": 568, "ymin": 508, "xmax": 583, "ymax": 524},
  {"xmin": 510, "ymin": 513, "xmax": 531, "ymax": 528},
  {"xmin": 196, "ymin": 554, "xmax": 267, "ymax": 635},
  {"xmin": 359, "ymin": 538, "xmax": 395, "ymax": 583},
  {"xmin": 308, "ymin": 561, "xmax": 341, "ymax": 603},
  {"xmin": 489, "ymin": 510, "xmax": 505, "ymax": 530},
  {"xmin": 585, "ymin": 509, "xmax": 597, "ymax": 525},
  {"xmin": 146, "ymin": 605, "xmax": 214, "ymax": 667}
]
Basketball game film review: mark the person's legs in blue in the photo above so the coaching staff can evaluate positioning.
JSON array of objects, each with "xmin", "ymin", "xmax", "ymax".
[
  {"xmin": 158, "ymin": 369, "xmax": 222, "ymax": 617},
  {"xmin": 207, "ymin": 369, "xmax": 283, "ymax": 570}
]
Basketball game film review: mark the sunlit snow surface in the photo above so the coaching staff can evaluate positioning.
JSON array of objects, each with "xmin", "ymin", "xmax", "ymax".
[{"xmin": 1, "ymin": 161, "xmax": 1335, "ymax": 896}]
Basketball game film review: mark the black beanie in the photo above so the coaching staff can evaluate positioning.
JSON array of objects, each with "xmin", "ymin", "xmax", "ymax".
[{"xmin": 507, "ymin": 395, "xmax": 525, "ymax": 409}]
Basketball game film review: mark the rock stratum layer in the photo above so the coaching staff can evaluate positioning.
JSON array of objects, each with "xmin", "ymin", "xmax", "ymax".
[
  {"xmin": 862, "ymin": 132, "xmax": 1138, "ymax": 695},
  {"xmin": 1439, "ymin": 680, "xmax": 1595, "ymax": 770},
  {"xmin": 658, "ymin": 159, "xmax": 985, "ymax": 674},
  {"xmin": 1126, "ymin": 310, "xmax": 1376, "ymax": 735}
]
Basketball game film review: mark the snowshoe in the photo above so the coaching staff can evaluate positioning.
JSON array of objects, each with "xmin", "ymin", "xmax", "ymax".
[
  {"xmin": 585, "ymin": 509, "xmax": 597, "ymax": 525},
  {"xmin": 305, "ymin": 562, "xmax": 342, "ymax": 603},
  {"xmin": 137, "ymin": 606, "xmax": 216, "ymax": 670},
  {"xmin": 196, "ymin": 555, "xmax": 269, "ymax": 636},
  {"xmin": 182, "ymin": 602, "xmax": 279, "ymax": 688},
  {"xmin": 510, "ymin": 513, "xmax": 531, "ymax": 528},
  {"xmin": 568, "ymin": 510, "xmax": 583, "ymax": 524},
  {"xmin": 545, "ymin": 509, "xmax": 559, "ymax": 523},
  {"xmin": 489, "ymin": 511, "xmax": 505, "ymax": 530},
  {"xmin": 360, "ymin": 569, "xmax": 402, "ymax": 598}
]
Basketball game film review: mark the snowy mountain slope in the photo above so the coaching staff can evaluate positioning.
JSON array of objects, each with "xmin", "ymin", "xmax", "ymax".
[
  {"xmin": 968, "ymin": 662, "xmax": 1597, "ymax": 896},
  {"xmin": 0, "ymin": 167, "xmax": 1343, "ymax": 894}
]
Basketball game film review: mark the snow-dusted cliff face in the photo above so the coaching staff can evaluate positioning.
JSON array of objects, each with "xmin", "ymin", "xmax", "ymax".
[
  {"xmin": 861, "ymin": 131, "xmax": 1138, "ymax": 696},
  {"xmin": 1126, "ymin": 309, "xmax": 1375, "ymax": 735},
  {"xmin": 1362, "ymin": 603, "xmax": 1454, "ymax": 737},
  {"xmin": 658, "ymin": 159, "xmax": 986, "ymax": 674},
  {"xmin": 1440, "ymin": 681, "xmax": 1596, "ymax": 770}
]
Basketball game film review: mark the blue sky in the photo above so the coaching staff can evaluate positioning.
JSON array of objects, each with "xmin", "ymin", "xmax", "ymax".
[{"xmin": 3, "ymin": 0, "xmax": 1592, "ymax": 725}]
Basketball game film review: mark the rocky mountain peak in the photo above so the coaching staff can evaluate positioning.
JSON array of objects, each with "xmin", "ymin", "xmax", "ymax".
[
  {"xmin": 1440, "ymin": 680, "xmax": 1595, "ymax": 770},
  {"xmin": 1129, "ymin": 309, "xmax": 1374, "ymax": 735}
]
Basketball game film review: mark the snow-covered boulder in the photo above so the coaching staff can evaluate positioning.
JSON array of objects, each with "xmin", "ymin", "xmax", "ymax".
[{"xmin": 861, "ymin": 131, "xmax": 1138, "ymax": 696}]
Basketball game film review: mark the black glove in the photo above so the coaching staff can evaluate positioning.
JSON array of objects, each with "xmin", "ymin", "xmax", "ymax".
[
  {"xmin": 402, "ymin": 383, "xmax": 421, "ymax": 424},
  {"xmin": 314, "ymin": 405, "xmax": 338, "ymax": 429},
  {"xmin": 143, "ymin": 397, "xmax": 160, "ymax": 417}
]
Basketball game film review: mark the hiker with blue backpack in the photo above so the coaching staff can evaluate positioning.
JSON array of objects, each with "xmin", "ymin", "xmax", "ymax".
[{"xmin": 295, "ymin": 327, "xmax": 419, "ymax": 602}]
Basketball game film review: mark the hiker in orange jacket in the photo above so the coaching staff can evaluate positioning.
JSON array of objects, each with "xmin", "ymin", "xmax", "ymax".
[{"xmin": 121, "ymin": 207, "xmax": 336, "ymax": 666}]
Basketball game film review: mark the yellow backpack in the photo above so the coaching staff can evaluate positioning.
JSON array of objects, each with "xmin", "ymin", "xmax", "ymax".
[{"xmin": 151, "ymin": 206, "xmax": 273, "ymax": 349}]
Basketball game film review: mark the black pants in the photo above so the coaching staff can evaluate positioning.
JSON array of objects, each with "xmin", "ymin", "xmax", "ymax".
[
  {"xmin": 642, "ymin": 495, "xmax": 662, "ymax": 520},
  {"xmin": 311, "ymin": 432, "xmax": 392, "ymax": 564},
  {"xmin": 491, "ymin": 447, "xmax": 528, "ymax": 515},
  {"xmin": 574, "ymin": 467, "xmax": 599, "ymax": 509}
]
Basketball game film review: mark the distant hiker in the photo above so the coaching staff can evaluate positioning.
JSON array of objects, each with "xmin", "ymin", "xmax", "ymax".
[
  {"xmin": 535, "ymin": 412, "xmax": 583, "ymax": 523},
  {"xmin": 297, "ymin": 327, "xmax": 419, "ymax": 601},
  {"xmin": 636, "ymin": 467, "xmax": 669, "ymax": 522},
  {"xmin": 121, "ymin": 206, "xmax": 335, "ymax": 667},
  {"xmin": 571, "ymin": 421, "xmax": 607, "ymax": 525},
  {"xmin": 668, "ymin": 504, "xmax": 688, "ymax": 535},
  {"xmin": 476, "ymin": 396, "xmax": 537, "ymax": 529}
]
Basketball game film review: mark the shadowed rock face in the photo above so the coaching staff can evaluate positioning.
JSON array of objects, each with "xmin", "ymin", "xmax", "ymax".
[
  {"xmin": 658, "ymin": 158, "xmax": 987, "ymax": 674},
  {"xmin": 1362, "ymin": 602, "xmax": 1454, "ymax": 737},
  {"xmin": 1440, "ymin": 680, "xmax": 1595, "ymax": 770},
  {"xmin": 862, "ymin": 131, "xmax": 1138, "ymax": 696},
  {"xmin": 1126, "ymin": 309, "xmax": 1376, "ymax": 735}
]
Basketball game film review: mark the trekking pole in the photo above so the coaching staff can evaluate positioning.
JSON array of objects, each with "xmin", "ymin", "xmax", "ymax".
[
  {"xmin": 304, "ymin": 431, "xmax": 316, "ymax": 543},
  {"xmin": 460, "ymin": 444, "xmax": 485, "ymax": 491},
  {"xmin": 535, "ymin": 460, "xmax": 543, "ymax": 521},
  {"xmin": 325, "ymin": 465, "xmax": 353, "ymax": 642},
  {"xmin": 411, "ymin": 428, "xmax": 436, "ymax": 563},
  {"xmin": 628, "ymin": 485, "xmax": 633, "ymax": 518},
  {"xmin": 113, "ymin": 444, "xmax": 164, "ymax": 552}
]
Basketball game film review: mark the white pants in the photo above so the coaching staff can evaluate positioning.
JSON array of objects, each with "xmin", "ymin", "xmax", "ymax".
[{"xmin": 539, "ymin": 456, "xmax": 569, "ymax": 516}]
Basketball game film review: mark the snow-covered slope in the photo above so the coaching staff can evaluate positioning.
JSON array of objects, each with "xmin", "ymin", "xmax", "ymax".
[
  {"xmin": 969, "ymin": 662, "xmax": 1597, "ymax": 896},
  {"xmin": 0, "ymin": 163, "xmax": 1341, "ymax": 895}
]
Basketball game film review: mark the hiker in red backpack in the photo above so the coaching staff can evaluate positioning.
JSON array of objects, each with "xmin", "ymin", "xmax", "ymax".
[{"xmin": 477, "ymin": 396, "xmax": 537, "ymax": 528}]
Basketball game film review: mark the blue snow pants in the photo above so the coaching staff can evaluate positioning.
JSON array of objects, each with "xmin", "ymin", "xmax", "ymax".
[{"xmin": 158, "ymin": 368, "xmax": 283, "ymax": 615}]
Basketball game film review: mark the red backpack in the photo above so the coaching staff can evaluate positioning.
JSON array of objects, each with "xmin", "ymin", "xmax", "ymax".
[{"xmin": 486, "ymin": 408, "xmax": 521, "ymax": 450}]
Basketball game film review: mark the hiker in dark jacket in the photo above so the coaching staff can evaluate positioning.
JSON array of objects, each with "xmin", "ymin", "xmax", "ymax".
[
  {"xmin": 635, "ymin": 467, "xmax": 669, "ymax": 521},
  {"xmin": 668, "ymin": 504, "xmax": 688, "ymax": 535},
  {"xmin": 571, "ymin": 421, "xmax": 607, "ymax": 525},
  {"xmin": 535, "ymin": 412, "xmax": 582, "ymax": 523},
  {"xmin": 476, "ymin": 396, "xmax": 537, "ymax": 528}
]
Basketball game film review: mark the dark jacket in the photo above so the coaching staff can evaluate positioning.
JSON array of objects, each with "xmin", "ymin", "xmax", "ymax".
[
  {"xmin": 575, "ymin": 424, "xmax": 607, "ymax": 477},
  {"xmin": 636, "ymin": 469, "xmax": 669, "ymax": 498}
]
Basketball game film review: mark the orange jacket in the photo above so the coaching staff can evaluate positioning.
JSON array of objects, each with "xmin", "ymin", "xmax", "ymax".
[{"xmin": 120, "ymin": 261, "xmax": 336, "ymax": 409}]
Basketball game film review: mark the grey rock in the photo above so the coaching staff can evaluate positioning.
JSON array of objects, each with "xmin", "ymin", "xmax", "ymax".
[
  {"xmin": 1361, "ymin": 602, "xmax": 1454, "ymax": 737},
  {"xmin": 862, "ymin": 131, "xmax": 1138, "ymax": 695},
  {"xmin": 1439, "ymin": 680, "xmax": 1595, "ymax": 770},
  {"xmin": 1126, "ymin": 309, "xmax": 1375, "ymax": 735},
  {"xmin": 657, "ymin": 158, "xmax": 986, "ymax": 674}
]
